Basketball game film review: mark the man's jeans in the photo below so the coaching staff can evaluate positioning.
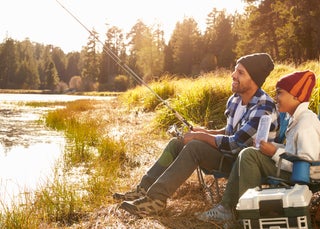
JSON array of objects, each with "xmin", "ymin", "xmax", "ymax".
[{"xmin": 139, "ymin": 138, "xmax": 235, "ymax": 201}]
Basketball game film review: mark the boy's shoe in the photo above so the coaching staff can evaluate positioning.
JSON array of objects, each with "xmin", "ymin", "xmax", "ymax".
[
  {"xmin": 113, "ymin": 186, "xmax": 147, "ymax": 201},
  {"xmin": 119, "ymin": 196, "xmax": 166, "ymax": 217},
  {"xmin": 195, "ymin": 204, "xmax": 233, "ymax": 221}
]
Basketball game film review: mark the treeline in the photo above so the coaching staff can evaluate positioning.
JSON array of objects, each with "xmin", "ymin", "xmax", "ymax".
[{"xmin": 0, "ymin": 0, "xmax": 319, "ymax": 92}]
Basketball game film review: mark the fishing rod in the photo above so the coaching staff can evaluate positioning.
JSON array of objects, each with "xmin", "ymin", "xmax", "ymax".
[{"xmin": 55, "ymin": 0, "xmax": 193, "ymax": 131}]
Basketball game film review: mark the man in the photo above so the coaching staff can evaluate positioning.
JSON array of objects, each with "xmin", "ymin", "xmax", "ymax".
[
  {"xmin": 196, "ymin": 70, "xmax": 320, "ymax": 222},
  {"xmin": 114, "ymin": 53, "xmax": 278, "ymax": 217}
]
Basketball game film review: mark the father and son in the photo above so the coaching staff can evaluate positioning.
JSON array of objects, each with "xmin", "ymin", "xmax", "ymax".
[{"xmin": 113, "ymin": 52, "xmax": 320, "ymax": 222}]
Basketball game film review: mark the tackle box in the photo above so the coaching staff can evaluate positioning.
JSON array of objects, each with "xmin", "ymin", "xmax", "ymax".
[{"xmin": 236, "ymin": 184, "xmax": 313, "ymax": 229}]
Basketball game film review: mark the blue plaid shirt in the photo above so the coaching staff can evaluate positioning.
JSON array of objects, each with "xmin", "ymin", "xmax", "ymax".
[{"xmin": 215, "ymin": 88, "xmax": 279, "ymax": 154}]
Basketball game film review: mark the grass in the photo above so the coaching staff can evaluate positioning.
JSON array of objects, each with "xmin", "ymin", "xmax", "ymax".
[
  {"xmin": 0, "ymin": 99, "xmax": 130, "ymax": 228},
  {"xmin": 0, "ymin": 61, "xmax": 319, "ymax": 228},
  {"xmin": 120, "ymin": 62, "xmax": 319, "ymax": 130}
]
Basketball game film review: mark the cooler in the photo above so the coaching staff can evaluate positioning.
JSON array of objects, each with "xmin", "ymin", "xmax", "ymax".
[{"xmin": 236, "ymin": 184, "xmax": 312, "ymax": 229}]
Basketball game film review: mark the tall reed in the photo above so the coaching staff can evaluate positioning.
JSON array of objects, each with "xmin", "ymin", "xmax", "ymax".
[{"xmin": 121, "ymin": 61, "xmax": 320, "ymax": 129}]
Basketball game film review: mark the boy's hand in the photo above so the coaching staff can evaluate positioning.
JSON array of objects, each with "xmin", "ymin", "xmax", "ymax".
[{"xmin": 259, "ymin": 140, "xmax": 277, "ymax": 157}]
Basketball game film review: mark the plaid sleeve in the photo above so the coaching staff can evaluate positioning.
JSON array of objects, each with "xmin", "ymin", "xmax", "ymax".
[{"xmin": 215, "ymin": 89, "xmax": 279, "ymax": 154}]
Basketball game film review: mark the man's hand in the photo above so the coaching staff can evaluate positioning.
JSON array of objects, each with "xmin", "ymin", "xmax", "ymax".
[
  {"xmin": 190, "ymin": 126, "xmax": 225, "ymax": 135},
  {"xmin": 182, "ymin": 132, "xmax": 217, "ymax": 148},
  {"xmin": 259, "ymin": 140, "xmax": 277, "ymax": 157}
]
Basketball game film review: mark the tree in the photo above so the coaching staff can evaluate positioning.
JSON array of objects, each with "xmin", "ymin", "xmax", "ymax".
[
  {"xmin": 99, "ymin": 25, "xmax": 125, "ymax": 90},
  {"xmin": 134, "ymin": 22, "xmax": 166, "ymax": 81},
  {"xmin": 14, "ymin": 59, "xmax": 40, "ymax": 90},
  {"xmin": 16, "ymin": 39, "xmax": 40, "ymax": 89},
  {"xmin": 271, "ymin": 0, "xmax": 320, "ymax": 61},
  {"xmin": 234, "ymin": 0, "xmax": 279, "ymax": 59},
  {"xmin": 235, "ymin": 0, "xmax": 320, "ymax": 62},
  {"xmin": 65, "ymin": 52, "xmax": 81, "ymax": 83},
  {"xmin": 44, "ymin": 61, "xmax": 59, "ymax": 90},
  {"xmin": 38, "ymin": 46, "xmax": 59, "ymax": 90},
  {"xmin": 167, "ymin": 17, "xmax": 202, "ymax": 76},
  {"xmin": 0, "ymin": 38, "xmax": 18, "ymax": 88},
  {"xmin": 81, "ymin": 29, "xmax": 100, "ymax": 91},
  {"xmin": 126, "ymin": 20, "xmax": 149, "ymax": 83},
  {"xmin": 69, "ymin": 75, "xmax": 83, "ymax": 91},
  {"xmin": 203, "ymin": 9, "xmax": 236, "ymax": 70},
  {"xmin": 51, "ymin": 47, "xmax": 66, "ymax": 82}
]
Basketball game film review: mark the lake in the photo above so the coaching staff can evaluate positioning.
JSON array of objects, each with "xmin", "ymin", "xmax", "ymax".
[{"xmin": 0, "ymin": 93, "xmax": 113, "ymax": 208}]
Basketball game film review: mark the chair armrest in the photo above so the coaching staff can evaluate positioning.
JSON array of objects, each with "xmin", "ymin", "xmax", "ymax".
[
  {"xmin": 278, "ymin": 152, "xmax": 320, "ymax": 184},
  {"xmin": 280, "ymin": 152, "xmax": 310, "ymax": 162},
  {"xmin": 280, "ymin": 152, "xmax": 320, "ymax": 166}
]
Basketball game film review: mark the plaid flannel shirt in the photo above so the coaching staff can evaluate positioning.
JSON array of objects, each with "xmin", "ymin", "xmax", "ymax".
[{"xmin": 215, "ymin": 88, "xmax": 279, "ymax": 154}]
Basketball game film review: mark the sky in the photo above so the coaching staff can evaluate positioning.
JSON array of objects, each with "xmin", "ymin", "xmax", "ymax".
[{"xmin": 0, "ymin": 0, "xmax": 246, "ymax": 53}]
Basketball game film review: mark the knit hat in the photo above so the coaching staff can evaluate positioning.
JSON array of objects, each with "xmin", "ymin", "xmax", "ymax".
[
  {"xmin": 276, "ymin": 70, "xmax": 316, "ymax": 102},
  {"xmin": 236, "ymin": 53, "xmax": 274, "ymax": 87}
]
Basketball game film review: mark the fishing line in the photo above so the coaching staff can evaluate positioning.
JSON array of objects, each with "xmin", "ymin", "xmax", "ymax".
[{"xmin": 55, "ymin": 0, "xmax": 193, "ymax": 130}]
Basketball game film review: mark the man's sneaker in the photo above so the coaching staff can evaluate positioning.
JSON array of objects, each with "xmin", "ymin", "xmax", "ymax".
[
  {"xmin": 195, "ymin": 204, "xmax": 233, "ymax": 221},
  {"xmin": 113, "ymin": 186, "xmax": 147, "ymax": 201},
  {"xmin": 119, "ymin": 196, "xmax": 166, "ymax": 217}
]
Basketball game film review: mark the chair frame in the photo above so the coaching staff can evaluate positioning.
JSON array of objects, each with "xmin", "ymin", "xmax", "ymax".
[
  {"xmin": 268, "ymin": 152, "xmax": 320, "ymax": 190},
  {"xmin": 197, "ymin": 153, "xmax": 234, "ymax": 203}
]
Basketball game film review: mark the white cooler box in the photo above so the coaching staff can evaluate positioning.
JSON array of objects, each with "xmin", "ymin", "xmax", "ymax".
[{"xmin": 236, "ymin": 184, "xmax": 313, "ymax": 229}]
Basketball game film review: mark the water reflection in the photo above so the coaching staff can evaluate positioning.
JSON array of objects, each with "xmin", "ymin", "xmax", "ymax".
[
  {"xmin": 0, "ymin": 93, "xmax": 112, "ymax": 208},
  {"xmin": 0, "ymin": 143, "xmax": 64, "ymax": 207},
  {"xmin": 0, "ymin": 104, "xmax": 59, "ymax": 151}
]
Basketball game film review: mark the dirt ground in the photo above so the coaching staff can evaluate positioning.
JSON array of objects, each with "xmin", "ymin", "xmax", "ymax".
[
  {"xmin": 62, "ymin": 98, "xmax": 229, "ymax": 229},
  {"xmin": 67, "ymin": 98, "xmax": 320, "ymax": 229}
]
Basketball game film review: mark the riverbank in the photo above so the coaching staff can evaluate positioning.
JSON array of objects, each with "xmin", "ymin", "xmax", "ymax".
[
  {"xmin": 0, "ymin": 89, "xmax": 121, "ymax": 97},
  {"xmin": 63, "ymin": 97, "xmax": 320, "ymax": 229},
  {"xmin": 61, "ymin": 97, "xmax": 225, "ymax": 229}
]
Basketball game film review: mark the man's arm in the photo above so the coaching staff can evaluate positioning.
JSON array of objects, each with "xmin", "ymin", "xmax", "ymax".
[
  {"xmin": 192, "ymin": 126, "xmax": 225, "ymax": 135},
  {"xmin": 183, "ymin": 132, "xmax": 218, "ymax": 148}
]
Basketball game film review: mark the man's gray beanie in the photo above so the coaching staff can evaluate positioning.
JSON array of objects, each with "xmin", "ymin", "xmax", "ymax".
[{"xmin": 236, "ymin": 53, "xmax": 274, "ymax": 87}]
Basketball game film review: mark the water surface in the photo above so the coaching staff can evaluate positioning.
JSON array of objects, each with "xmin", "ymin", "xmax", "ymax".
[{"xmin": 0, "ymin": 93, "xmax": 111, "ymax": 207}]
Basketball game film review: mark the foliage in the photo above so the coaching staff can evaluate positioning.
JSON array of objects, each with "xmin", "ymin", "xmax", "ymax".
[
  {"xmin": 1, "ymin": 0, "xmax": 320, "ymax": 92},
  {"xmin": 204, "ymin": 9, "xmax": 236, "ymax": 69},
  {"xmin": 113, "ymin": 74, "xmax": 129, "ymax": 91},
  {"xmin": 119, "ymin": 76, "xmax": 176, "ymax": 111},
  {"xmin": 154, "ymin": 73, "xmax": 232, "ymax": 129},
  {"xmin": 168, "ymin": 17, "xmax": 202, "ymax": 76},
  {"xmin": 33, "ymin": 171, "xmax": 82, "ymax": 225},
  {"xmin": 127, "ymin": 21, "xmax": 166, "ymax": 81},
  {"xmin": 4, "ymin": 99, "xmax": 127, "ymax": 227},
  {"xmin": 0, "ymin": 61, "xmax": 318, "ymax": 228},
  {"xmin": 99, "ymin": 26, "xmax": 126, "ymax": 90},
  {"xmin": 121, "ymin": 62, "xmax": 320, "ymax": 129},
  {"xmin": 45, "ymin": 99, "xmax": 127, "ymax": 203}
]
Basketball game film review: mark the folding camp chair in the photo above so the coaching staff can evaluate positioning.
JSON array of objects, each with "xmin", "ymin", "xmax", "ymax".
[
  {"xmin": 197, "ymin": 153, "xmax": 235, "ymax": 203},
  {"xmin": 197, "ymin": 112, "xmax": 290, "ymax": 203},
  {"xmin": 266, "ymin": 111, "xmax": 320, "ymax": 226},
  {"xmin": 269, "ymin": 109, "xmax": 320, "ymax": 190},
  {"xmin": 266, "ymin": 152, "xmax": 320, "ymax": 227},
  {"xmin": 270, "ymin": 153, "xmax": 320, "ymax": 187}
]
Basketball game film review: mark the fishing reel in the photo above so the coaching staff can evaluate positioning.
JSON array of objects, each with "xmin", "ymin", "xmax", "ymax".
[{"xmin": 167, "ymin": 124, "xmax": 184, "ymax": 139}]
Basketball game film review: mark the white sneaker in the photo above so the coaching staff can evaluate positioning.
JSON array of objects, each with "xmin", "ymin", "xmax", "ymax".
[{"xmin": 195, "ymin": 204, "xmax": 233, "ymax": 221}]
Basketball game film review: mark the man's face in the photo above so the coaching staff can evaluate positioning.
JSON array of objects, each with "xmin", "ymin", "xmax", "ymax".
[{"xmin": 231, "ymin": 63, "xmax": 256, "ymax": 94}]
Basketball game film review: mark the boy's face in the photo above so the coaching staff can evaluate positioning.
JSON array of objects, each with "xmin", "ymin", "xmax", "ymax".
[{"xmin": 276, "ymin": 88, "xmax": 300, "ymax": 115}]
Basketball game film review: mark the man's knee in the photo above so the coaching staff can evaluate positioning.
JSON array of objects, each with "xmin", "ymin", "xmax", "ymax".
[
  {"xmin": 183, "ymin": 140, "xmax": 208, "ymax": 156},
  {"xmin": 158, "ymin": 138, "xmax": 184, "ymax": 166},
  {"xmin": 182, "ymin": 140, "xmax": 221, "ymax": 168}
]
